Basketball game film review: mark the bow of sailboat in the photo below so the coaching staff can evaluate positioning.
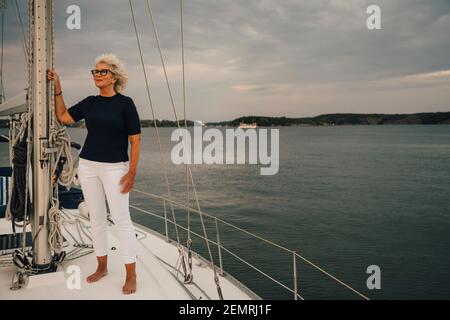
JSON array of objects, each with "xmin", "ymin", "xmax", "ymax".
[{"xmin": 0, "ymin": 207, "xmax": 256, "ymax": 299}]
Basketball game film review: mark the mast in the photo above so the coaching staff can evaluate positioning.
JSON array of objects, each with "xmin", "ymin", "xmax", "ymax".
[{"xmin": 30, "ymin": 0, "xmax": 53, "ymax": 267}]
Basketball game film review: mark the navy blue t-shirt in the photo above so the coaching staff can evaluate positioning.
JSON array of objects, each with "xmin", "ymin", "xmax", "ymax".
[{"xmin": 68, "ymin": 93, "xmax": 141, "ymax": 163}]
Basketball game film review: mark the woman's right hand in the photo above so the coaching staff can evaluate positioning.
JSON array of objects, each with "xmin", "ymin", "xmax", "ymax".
[{"xmin": 47, "ymin": 69, "xmax": 61, "ymax": 91}]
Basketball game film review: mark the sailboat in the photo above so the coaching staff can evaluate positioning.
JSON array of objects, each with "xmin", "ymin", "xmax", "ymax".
[{"xmin": 0, "ymin": 0, "xmax": 368, "ymax": 300}]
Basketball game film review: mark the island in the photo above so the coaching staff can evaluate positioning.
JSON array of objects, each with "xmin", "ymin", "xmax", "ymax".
[
  {"xmin": 1, "ymin": 112, "xmax": 449, "ymax": 128},
  {"xmin": 207, "ymin": 112, "xmax": 450, "ymax": 127}
]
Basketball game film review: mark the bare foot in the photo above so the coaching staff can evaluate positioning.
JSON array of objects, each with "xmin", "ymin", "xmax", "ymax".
[
  {"xmin": 86, "ymin": 269, "xmax": 108, "ymax": 283},
  {"xmin": 122, "ymin": 276, "xmax": 137, "ymax": 294}
]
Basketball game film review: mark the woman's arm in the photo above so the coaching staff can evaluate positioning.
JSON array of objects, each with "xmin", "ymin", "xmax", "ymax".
[
  {"xmin": 47, "ymin": 69, "xmax": 75, "ymax": 125},
  {"xmin": 120, "ymin": 134, "xmax": 141, "ymax": 193},
  {"xmin": 128, "ymin": 134, "xmax": 140, "ymax": 176}
]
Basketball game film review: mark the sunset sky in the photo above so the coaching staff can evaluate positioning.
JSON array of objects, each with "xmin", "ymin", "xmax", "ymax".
[{"xmin": 2, "ymin": 0, "xmax": 450, "ymax": 121}]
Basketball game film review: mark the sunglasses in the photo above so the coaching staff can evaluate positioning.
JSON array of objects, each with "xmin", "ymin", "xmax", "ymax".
[{"xmin": 90, "ymin": 69, "xmax": 116, "ymax": 76}]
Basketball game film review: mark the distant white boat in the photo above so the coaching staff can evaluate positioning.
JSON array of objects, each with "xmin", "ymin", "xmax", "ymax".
[
  {"xmin": 193, "ymin": 120, "xmax": 207, "ymax": 127},
  {"xmin": 238, "ymin": 122, "xmax": 257, "ymax": 129}
]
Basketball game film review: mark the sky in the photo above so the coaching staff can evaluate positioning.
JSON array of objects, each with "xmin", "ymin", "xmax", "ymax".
[{"xmin": 1, "ymin": 0, "xmax": 450, "ymax": 121}]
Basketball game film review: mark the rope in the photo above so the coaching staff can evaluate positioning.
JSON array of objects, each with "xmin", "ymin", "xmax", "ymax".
[
  {"xmin": 21, "ymin": 0, "xmax": 33, "ymax": 260},
  {"xmin": 61, "ymin": 218, "xmax": 92, "ymax": 248},
  {"xmin": 9, "ymin": 125, "xmax": 30, "ymax": 222},
  {"xmin": 48, "ymin": 197, "xmax": 63, "ymax": 253},
  {"xmin": 144, "ymin": 0, "xmax": 222, "ymax": 296},
  {"xmin": 59, "ymin": 210, "xmax": 94, "ymax": 259},
  {"xmin": 49, "ymin": 123, "xmax": 76, "ymax": 187},
  {"xmin": 9, "ymin": 120, "xmax": 26, "ymax": 165}
]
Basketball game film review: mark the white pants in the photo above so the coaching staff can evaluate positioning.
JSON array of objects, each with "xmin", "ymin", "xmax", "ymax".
[{"xmin": 77, "ymin": 158, "xmax": 137, "ymax": 264}]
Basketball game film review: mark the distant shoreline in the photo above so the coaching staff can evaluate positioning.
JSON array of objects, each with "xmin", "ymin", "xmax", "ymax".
[
  {"xmin": 206, "ymin": 112, "xmax": 450, "ymax": 127},
  {"xmin": 1, "ymin": 112, "xmax": 449, "ymax": 128}
]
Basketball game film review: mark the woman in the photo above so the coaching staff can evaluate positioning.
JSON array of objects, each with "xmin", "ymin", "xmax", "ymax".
[{"xmin": 47, "ymin": 53, "xmax": 141, "ymax": 295}]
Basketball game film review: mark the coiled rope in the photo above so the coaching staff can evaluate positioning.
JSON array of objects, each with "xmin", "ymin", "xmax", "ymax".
[{"xmin": 9, "ymin": 124, "xmax": 30, "ymax": 223}]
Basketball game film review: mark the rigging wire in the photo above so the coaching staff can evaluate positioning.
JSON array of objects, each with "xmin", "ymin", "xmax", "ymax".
[
  {"xmin": 128, "ymin": 3, "xmax": 196, "ymax": 285},
  {"xmin": 143, "ymin": 0, "xmax": 222, "ymax": 298},
  {"xmin": 14, "ymin": 0, "xmax": 28, "ymax": 62},
  {"xmin": 180, "ymin": 0, "xmax": 193, "ymax": 282},
  {"xmin": 128, "ymin": 1, "xmax": 196, "ymax": 284}
]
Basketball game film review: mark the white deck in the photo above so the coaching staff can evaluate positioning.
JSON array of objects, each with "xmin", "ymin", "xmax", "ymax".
[{"xmin": 0, "ymin": 209, "xmax": 258, "ymax": 300}]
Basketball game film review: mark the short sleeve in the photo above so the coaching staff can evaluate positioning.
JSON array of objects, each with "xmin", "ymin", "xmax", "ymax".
[
  {"xmin": 125, "ymin": 98, "xmax": 141, "ymax": 135},
  {"xmin": 68, "ymin": 96, "xmax": 92, "ymax": 122}
]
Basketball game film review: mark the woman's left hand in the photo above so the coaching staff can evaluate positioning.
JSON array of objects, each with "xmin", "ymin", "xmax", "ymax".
[{"xmin": 119, "ymin": 171, "xmax": 136, "ymax": 194}]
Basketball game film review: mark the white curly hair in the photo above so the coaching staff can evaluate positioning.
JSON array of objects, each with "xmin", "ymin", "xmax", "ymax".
[{"xmin": 95, "ymin": 53, "xmax": 128, "ymax": 93}]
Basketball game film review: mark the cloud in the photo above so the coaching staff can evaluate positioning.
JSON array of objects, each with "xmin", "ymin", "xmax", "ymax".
[
  {"xmin": 1, "ymin": 0, "xmax": 450, "ymax": 121},
  {"xmin": 231, "ymin": 84, "xmax": 288, "ymax": 94},
  {"xmin": 401, "ymin": 69, "xmax": 450, "ymax": 82}
]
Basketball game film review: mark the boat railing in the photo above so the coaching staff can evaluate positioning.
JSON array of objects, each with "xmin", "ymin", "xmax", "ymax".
[{"xmin": 130, "ymin": 188, "xmax": 369, "ymax": 300}]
